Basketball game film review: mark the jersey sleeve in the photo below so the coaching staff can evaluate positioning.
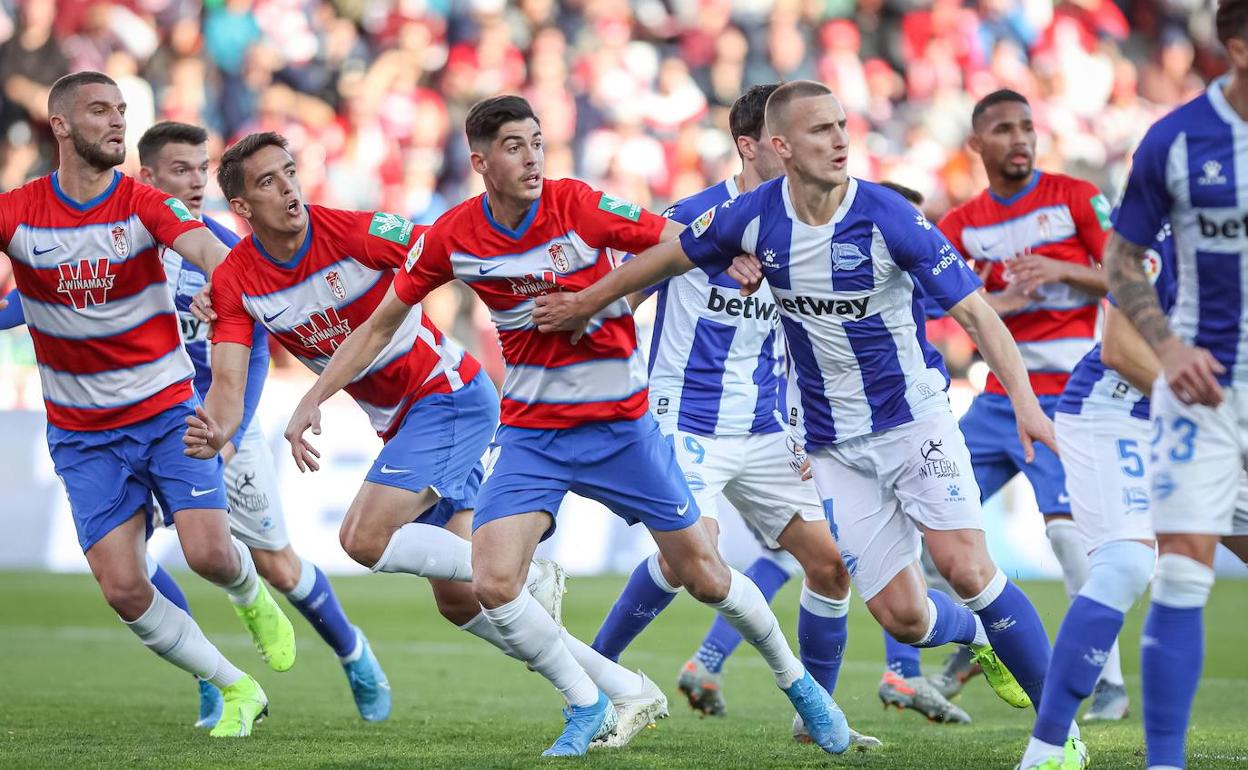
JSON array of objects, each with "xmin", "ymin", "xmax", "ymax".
[
  {"xmin": 358, "ymin": 211, "xmax": 421, "ymax": 270},
  {"xmin": 887, "ymin": 210, "xmax": 982, "ymax": 311},
  {"xmin": 678, "ymin": 199, "xmax": 754, "ymax": 274},
  {"xmin": 209, "ymin": 261, "xmax": 255, "ymax": 347},
  {"xmin": 1114, "ymin": 123, "xmax": 1175, "ymax": 248},
  {"xmin": 1071, "ymin": 180, "xmax": 1112, "ymax": 262},
  {"xmin": 393, "ymin": 227, "xmax": 454, "ymax": 306},
  {"xmin": 566, "ymin": 180, "xmax": 667, "ymax": 254},
  {"xmin": 0, "ymin": 186, "xmax": 24, "ymax": 248},
  {"xmin": 132, "ymin": 181, "xmax": 207, "ymax": 247},
  {"xmin": 0, "ymin": 287, "xmax": 24, "ymax": 329}
]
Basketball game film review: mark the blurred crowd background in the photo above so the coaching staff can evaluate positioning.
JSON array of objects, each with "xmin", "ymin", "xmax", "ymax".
[{"xmin": 0, "ymin": 0, "xmax": 1230, "ymax": 385}]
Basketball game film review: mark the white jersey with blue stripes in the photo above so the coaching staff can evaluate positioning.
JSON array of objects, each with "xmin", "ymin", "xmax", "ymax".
[
  {"xmin": 680, "ymin": 176, "xmax": 982, "ymax": 449},
  {"xmin": 646, "ymin": 176, "xmax": 784, "ymax": 436},
  {"xmin": 1115, "ymin": 77, "xmax": 1248, "ymax": 389}
]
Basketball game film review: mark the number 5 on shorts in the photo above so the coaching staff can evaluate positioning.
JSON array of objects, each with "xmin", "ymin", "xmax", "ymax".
[{"xmin": 1117, "ymin": 439, "xmax": 1145, "ymax": 478}]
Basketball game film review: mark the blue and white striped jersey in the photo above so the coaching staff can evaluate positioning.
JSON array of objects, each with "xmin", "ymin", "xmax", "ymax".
[
  {"xmin": 680, "ymin": 176, "xmax": 982, "ymax": 449},
  {"xmin": 161, "ymin": 215, "xmax": 269, "ymax": 450},
  {"xmin": 1115, "ymin": 77, "xmax": 1248, "ymax": 388},
  {"xmin": 1057, "ymin": 222, "xmax": 1175, "ymax": 419},
  {"xmin": 646, "ymin": 177, "xmax": 783, "ymax": 436}
]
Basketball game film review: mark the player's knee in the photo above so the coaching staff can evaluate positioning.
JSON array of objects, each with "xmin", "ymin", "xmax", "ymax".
[
  {"xmin": 679, "ymin": 556, "xmax": 731, "ymax": 604},
  {"xmin": 1152, "ymin": 552, "xmax": 1215, "ymax": 610},
  {"xmin": 339, "ymin": 521, "xmax": 385, "ymax": 568},
  {"xmin": 942, "ymin": 559, "xmax": 997, "ymax": 600},
  {"xmin": 183, "ymin": 538, "xmax": 239, "ymax": 583},
  {"xmin": 100, "ymin": 575, "xmax": 154, "ymax": 620},
  {"xmin": 256, "ymin": 551, "xmax": 302, "ymax": 594},
  {"xmin": 433, "ymin": 584, "xmax": 481, "ymax": 626},
  {"xmin": 877, "ymin": 601, "xmax": 928, "ymax": 644},
  {"xmin": 801, "ymin": 555, "xmax": 850, "ymax": 599},
  {"xmin": 472, "ymin": 572, "xmax": 523, "ymax": 610},
  {"xmin": 1080, "ymin": 540, "xmax": 1154, "ymax": 613}
]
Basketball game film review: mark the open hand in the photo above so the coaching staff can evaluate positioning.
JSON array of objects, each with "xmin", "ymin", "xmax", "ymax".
[
  {"xmin": 190, "ymin": 282, "xmax": 216, "ymax": 323},
  {"xmin": 1014, "ymin": 399, "xmax": 1058, "ymax": 463},
  {"xmin": 727, "ymin": 254, "xmax": 763, "ymax": 296},
  {"xmin": 284, "ymin": 398, "xmax": 324, "ymax": 472},
  {"xmin": 1159, "ymin": 338, "xmax": 1225, "ymax": 407}
]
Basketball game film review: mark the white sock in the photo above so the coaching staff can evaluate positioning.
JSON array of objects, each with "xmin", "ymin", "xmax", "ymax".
[
  {"xmin": 646, "ymin": 551, "xmax": 681, "ymax": 593},
  {"xmin": 710, "ymin": 569, "xmax": 804, "ymax": 688},
  {"xmin": 481, "ymin": 592, "xmax": 598, "ymax": 707},
  {"xmin": 560, "ymin": 628, "xmax": 645, "ymax": 700},
  {"xmin": 1099, "ymin": 640, "xmax": 1124, "ymax": 686},
  {"xmin": 1020, "ymin": 735, "xmax": 1065, "ymax": 767},
  {"xmin": 372, "ymin": 523, "xmax": 473, "ymax": 581},
  {"xmin": 124, "ymin": 592, "xmax": 244, "ymax": 688},
  {"xmin": 285, "ymin": 556, "xmax": 315, "ymax": 601},
  {"xmin": 460, "ymin": 611, "xmax": 520, "ymax": 660},
  {"xmin": 971, "ymin": 614, "xmax": 989, "ymax": 648},
  {"xmin": 1046, "ymin": 518, "xmax": 1090, "ymax": 600},
  {"xmin": 223, "ymin": 538, "xmax": 261, "ymax": 606}
]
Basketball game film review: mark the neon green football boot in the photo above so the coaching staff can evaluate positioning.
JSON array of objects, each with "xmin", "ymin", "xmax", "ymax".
[
  {"xmin": 971, "ymin": 644, "xmax": 1031, "ymax": 708},
  {"xmin": 209, "ymin": 674, "xmax": 268, "ymax": 738},
  {"xmin": 233, "ymin": 585, "xmax": 296, "ymax": 672},
  {"xmin": 1022, "ymin": 737, "xmax": 1090, "ymax": 770}
]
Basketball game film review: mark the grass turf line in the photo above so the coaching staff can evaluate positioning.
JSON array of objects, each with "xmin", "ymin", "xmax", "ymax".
[{"xmin": 0, "ymin": 572, "xmax": 1245, "ymax": 769}]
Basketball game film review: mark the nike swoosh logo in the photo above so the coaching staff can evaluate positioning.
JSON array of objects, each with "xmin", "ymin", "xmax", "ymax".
[
  {"xmin": 379, "ymin": 465, "xmax": 406, "ymax": 474},
  {"xmin": 33, "ymin": 245, "xmax": 60, "ymax": 256},
  {"xmin": 190, "ymin": 487, "xmax": 218, "ymax": 497},
  {"xmin": 478, "ymin": 263, "xmax": 504, "ymax": 275},
  {"xmin": 676, "ymin": 500, "xmax": 689, "ymax": 516},
  {"xmin": 263, "ymin": 307, "xmax": 289, "ymax": 323}
]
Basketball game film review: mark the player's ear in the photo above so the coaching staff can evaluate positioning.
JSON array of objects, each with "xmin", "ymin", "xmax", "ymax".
[
  {"xmin": 469, "ymin": 148, "xmax": 488, "ymax": 176},
  {"xmin": 967, "ymin": 132, "xmax": 983, "ymax": 155},
  {"xmin": 770, "ymin": 134, "xmax": 790, "ymax": 160},
  {"xmin": 49, "ymin": 114, "xmax": 70, "ymax": 140},
  {"xmin": 137, "ymin": 166, "xmax": 154, "ymax": 186},
  {"xmin": 228, "ymin": 197, "xmax": 251, "ymax": 220},
  {"xmin": 1228, "ymin": 37, "xmax": 1248, "ymax": 71},
  {"xmin": 736, "ymin": 135, "xmax": 756, "ymax": 163}
]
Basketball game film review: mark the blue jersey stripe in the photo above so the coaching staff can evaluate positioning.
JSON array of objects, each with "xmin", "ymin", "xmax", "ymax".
[
  {"xmin": 647, "ymin": 283, "xmax": 670, "ymax": 377},
  {"xmin": 676, "ymin": 317, "xmax": 737, "ymax": 434},
  {"xmin": 781, "ymin": 317, "xmax": 837, "ymax": 446},
  {"xmin": 749, "ymin": 330, "xmax": 782, "ymax": 433},
  {"xmin": 843, "ymin": 314, "xmax": 914, "ymax": 431},
  {"xmin": 1194, "ymin": 249, "xmax": 1241, "ymax": 384}
]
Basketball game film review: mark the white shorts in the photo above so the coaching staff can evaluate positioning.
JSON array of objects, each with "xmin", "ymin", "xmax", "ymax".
[
  {"xmin": 1150, "ymin": 379, "xmax": 1248, "ymax": 537},
  {"xmin": 223, "ymin": 420, "xmax": 288, "ymax": 551},
  {"xmin": 664, "ymin": 427, "xmax": 823, "ymax": 549},
  {"xmin": 809, "ymin": 409, "xmax": 983, "ymax": 601},
  {"xmin": 1055, "ymin": 411, "xmax": 1155, "ymax": 552}
]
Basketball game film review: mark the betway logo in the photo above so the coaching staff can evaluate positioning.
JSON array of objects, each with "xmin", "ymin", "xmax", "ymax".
[
  {"xmin": 1198, "ymin": 212, "xmax": 1248, "ymax": 239},
  {"xmin": 777, "ymin": 294, "xmax": 870, "ymax": 320},
  {"xmin": 706, "ymin": 286, "xmax": 777, "ymax": 320}
]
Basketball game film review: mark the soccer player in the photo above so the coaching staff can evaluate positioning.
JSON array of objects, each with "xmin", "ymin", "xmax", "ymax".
[
  {"xmin": 0, "ymin": 71, "xmax": 292, "ymax": 738},
  {"xmin": 934, "ymin": 89, "xmax": 1115, "ymax": 707},
  {"xmin": 294, "ymin": 95, "xmax": 850, "ymax": 757},
  {"xmin": 535, "ymin": 80, "xmax": 1067, "ymax": 746},
  {"xmin": 1102, "ymin": 3, "xmax": 1248, "ymax": 766},
  {"xmin": 586, "ymin": 84, "xmax": 880, "ymax": 749},
  {"xmin": 183, "ymin": 132, "xmax": 640, "ymax": 736}
]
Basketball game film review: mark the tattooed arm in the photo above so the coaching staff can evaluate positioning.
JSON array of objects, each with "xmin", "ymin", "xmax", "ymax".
[{"xmin": 1104, "ymin": 231, "xmax": 1224, "ymax": 406}]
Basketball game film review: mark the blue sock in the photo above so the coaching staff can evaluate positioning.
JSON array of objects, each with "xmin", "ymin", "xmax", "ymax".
[
  {"xmin": 883, "ymin": 630, "xmax": 922, "ymax": 677},
  {"xmin": 797, "ymin": 585, "xmax": 849, "ymax": 694},
  {"xmin": 695, "ymin": 555, "xmax": 792, "ymax": 673},
  {"xmin": 150, "ymin": 564, "xmax": 193, "ymax": 615},
  {"xmin": 1033, "ymin": 596, "xmax": 1125, "ymax": 745},
  {"xmin": 968, "ymin": 574, "xmax": 1051, "ymax": 708},
  {"xmin": 591, "ymin": 553, "xmax": 678, "ymax": 662},
  {"xmin": 1142, "ymin": 602, "xmax": 1203, "ymax": 768},
  {"xmin": 286, "ymin": 559, "xmax": 358, "ymax": 658},
  {"xmin": 914, "ymin": 589, "xmax": 979, "ymax": 647}
]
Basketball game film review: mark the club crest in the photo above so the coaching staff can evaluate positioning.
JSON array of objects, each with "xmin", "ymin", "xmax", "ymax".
[
  {"xmin": 111, "ymin": 225, "xmax": 129, "ymax": 258},
  {"xmin": 549, "ymin": 242, "xmax": 571, "ymax": 273},
  {"xmin": 325, "ymin": 270, "xmax": 346, "ymax": 300}
]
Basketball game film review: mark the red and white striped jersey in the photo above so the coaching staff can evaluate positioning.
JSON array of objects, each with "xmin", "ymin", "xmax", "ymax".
[
  {"xmin": 211, "ymin": 205, "xmax": 479, "ymax": 440},
  {"xmin": 938, "ymin": 171, "xmax": 1110, "ymax": 396},
  {"xmin": 393, "ymin": 178, "xmax": 667, "ymax": 429},
  {"xmin": 0, "ymin": 171, "xmax": 204, "ymax": 430}
]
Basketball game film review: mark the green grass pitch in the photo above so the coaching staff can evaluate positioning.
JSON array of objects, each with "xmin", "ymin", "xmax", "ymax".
[{"xmin": 1, "ymin": 572, "xmax": 1245, "ymax": 769}]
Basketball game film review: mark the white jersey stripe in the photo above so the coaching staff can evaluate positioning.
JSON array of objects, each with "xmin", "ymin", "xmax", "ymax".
[
  {"xmin": 504, "ymin": 352, "xmax": 648, "ymax": 405},
  {"xmin": 39, "ymin": 345, "xmax": 192, "ymax": 409}
]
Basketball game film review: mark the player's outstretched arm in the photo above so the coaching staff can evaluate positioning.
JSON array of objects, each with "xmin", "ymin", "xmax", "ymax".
[
  {"xmin": 1105, "ymin": 231, "xmax": 1224, "ymax": 406},
  {"xmin": 184, "ymin": 341, "xmax": 251, "ymax": 459},
  {"xmin": 532, "ymin": 239, "xmax": 696, "ymax": 340},
  {"xmin": 285, "ymin": 285, "xmax": 410, "ymax": 472},
  {"xmin": 1101, "ymin": 305, "xmax": 1162, "ymax": 396},
  {"xmin": 171, "ymin": 228, "xmax": 231, "ymax": 276},
  {"xmin": 947, "ymin": 290, "xmax": 1057, "ymax": 462}
]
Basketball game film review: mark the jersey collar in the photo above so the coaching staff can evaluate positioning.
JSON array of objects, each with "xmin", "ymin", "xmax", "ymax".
[
  {"xmin": 1207, "ymin": 75, "xmax": 1243, "ymax": 127},
  {"xmin": 50, "ymin": 169, "xmax": 122, "ymax": 211},
  {"xmin": 781, "ymin": 176, "xmax": 857, "ymax": 228},
  {"xmin": 723, "ymin": 175, "xmax": 740, "ymax": 199},
  {"xmin": 252, "ymin": 207, "xmax": 314, "ymax": 269},
  {"xmin": 481, "ymin": 194, "xmax": 540, "ymax": 240},
  {"xmin": 988, "ymin": 171, "xmax": 1042, "ymax": 207}
]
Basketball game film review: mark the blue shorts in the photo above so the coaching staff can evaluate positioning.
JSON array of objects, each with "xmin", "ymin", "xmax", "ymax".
[
  {"xmin": 365, "ymin": 370, "xmax": 499, "ymax": 520},
  {"xmin": 47, "ymin": 398, "xmax": 228, "ymax": 552},
  {"xmin": 959, "ymin": 392, "xmax": 1070, "ymax": 515},
  {"xmin": 473, "ymin": 412, "xmax": 701, "ymax": 539}
]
